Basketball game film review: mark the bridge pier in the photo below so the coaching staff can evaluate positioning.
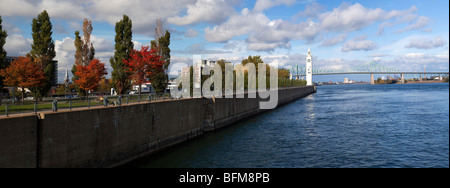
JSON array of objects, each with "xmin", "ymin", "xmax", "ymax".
[
  {"xmin": 401, "ymin": 74, "xmax": 405, "ymax": 84},
  {"xmin": 371, "ymin": 74, "xmax": 375, "ymax": 85}
]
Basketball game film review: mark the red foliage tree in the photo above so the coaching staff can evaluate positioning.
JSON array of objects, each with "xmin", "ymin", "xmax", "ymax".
[
  {"xmin": 123, "ymin": 46, "xmax": 164, "ymax": 95},
  {"xmin": 0, "ymin": 56, "xmax": 46, "ymax": 103},
  {"xmin": 74, "ymin": 58, "xmax": 107, "ymax": 95}
]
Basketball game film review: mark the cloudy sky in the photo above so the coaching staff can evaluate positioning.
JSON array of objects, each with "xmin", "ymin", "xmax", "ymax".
[{"xmin": 0, "ymin": 0, "xmax": 448, "ymax": 82}]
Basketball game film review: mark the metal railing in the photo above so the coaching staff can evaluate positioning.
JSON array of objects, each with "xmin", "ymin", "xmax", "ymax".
[
  {"xmin": 0, "ymin": 84, "xmax": 311, "ymax": 117},
  {"xmin": 0, "ymin": 92, "xmax": 174, "ymax": 117}
]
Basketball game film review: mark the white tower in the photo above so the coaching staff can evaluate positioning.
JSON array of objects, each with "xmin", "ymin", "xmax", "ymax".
[{"xmin": 306, "ymin": 49, "xmax": 313, "ymax": 86}]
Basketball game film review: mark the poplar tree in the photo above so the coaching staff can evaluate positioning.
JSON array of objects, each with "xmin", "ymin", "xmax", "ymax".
[
  {"xmin": 151, "ymin": 19, "xmax": 171, "ymax": 93},
  {"xmin": 30, "ymin": 10, "xmax": 56, "ymax": 100},
  {"xmin": 0, "ymin": 15, "xmax": 8, "ymax": 92},
  {"xmin": 74, "ymin": 31, "xmax": 82, "ymax": 66},
  {"xmin": 81, "ymin": 18, "xmax": 95, "ymax": 66},
  {"xmin": 110, "ymin": 15, "xmax": 133, "ymax": 95},
  {"xmin": 72, "ymin": 18, "xmax": 96, "ymax": 96}
]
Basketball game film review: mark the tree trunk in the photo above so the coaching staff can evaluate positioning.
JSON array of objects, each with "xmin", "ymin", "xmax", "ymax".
[
  {"xmin": 21, "ymin": 86, "xmax": 25, "ymax": 105},
  {"xmin": 139, "ymin": 84, "xmax": 142, "ymax": 96}
]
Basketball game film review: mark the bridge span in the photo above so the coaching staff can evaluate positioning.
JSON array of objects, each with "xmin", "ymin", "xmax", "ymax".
[{"xmin": 291, "ymin": 71, "xmax": 449, "ymax": 85}]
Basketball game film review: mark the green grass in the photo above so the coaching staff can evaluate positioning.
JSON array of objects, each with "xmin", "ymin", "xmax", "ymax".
[
  {"xmin": 0, "ymin": 94, "xmax": 173, "ymax": 115},
  {"xmin": 0, "ymin": 101, "xmax": 104, "ymax": 115}
]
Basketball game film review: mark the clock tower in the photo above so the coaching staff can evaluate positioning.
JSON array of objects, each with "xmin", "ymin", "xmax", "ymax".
[{"xmin": 306, "ymin": 49, "xmax": 313, "ymax": 86}]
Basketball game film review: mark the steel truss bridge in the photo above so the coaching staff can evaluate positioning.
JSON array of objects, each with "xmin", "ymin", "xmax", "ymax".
[{"xmin": 288, "ymin": 62, "xmax": 449, "ymax": 85}]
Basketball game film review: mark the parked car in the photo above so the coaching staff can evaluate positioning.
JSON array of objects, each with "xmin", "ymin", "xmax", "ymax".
[{"xmin": 24, "ymin": 97, "xmax": 34, "ymax": 100}]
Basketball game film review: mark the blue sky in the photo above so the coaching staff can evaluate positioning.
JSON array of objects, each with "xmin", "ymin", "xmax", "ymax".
[{"xmin": 0, "ymin": 0, "xmax": 448, "ymax": 82}]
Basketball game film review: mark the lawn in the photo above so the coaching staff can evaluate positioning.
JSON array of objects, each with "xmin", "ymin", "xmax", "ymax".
[{"xmin": 0, "ymin": 94, "xmax": 173, "ymax": 116}]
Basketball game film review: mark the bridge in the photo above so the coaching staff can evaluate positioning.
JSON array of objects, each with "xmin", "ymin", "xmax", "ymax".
[{"xmin": 287, "ymin": 57, "xmax": 449, "ymax": 85}]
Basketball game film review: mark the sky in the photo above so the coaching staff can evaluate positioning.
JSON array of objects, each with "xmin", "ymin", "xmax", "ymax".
[{"xmin": 0, "ymin": 0, "xmax": 449, "ymax": 83}]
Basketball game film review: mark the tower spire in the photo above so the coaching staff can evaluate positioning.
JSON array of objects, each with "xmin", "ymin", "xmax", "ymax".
[{"xmin": 64, "ymin": 67, "xmax": 70, "ymax": 85}]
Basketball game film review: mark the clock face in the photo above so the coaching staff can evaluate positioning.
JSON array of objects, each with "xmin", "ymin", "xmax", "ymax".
[{"xmin": 307, "ymin": 59, "xmax": 311, "ymax": 63}]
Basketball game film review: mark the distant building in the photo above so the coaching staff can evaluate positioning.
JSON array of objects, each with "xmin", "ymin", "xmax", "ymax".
[
  {"xmin": 181, "ymin": 67, "xmax": 190, "ymax": 78},
  {"xmin": 5, "ymin": 56, "xmax": 58, "ymax": 86},
  {"xmin": 190, "ymin": 59, "xmax": 217, "ymax": 89},
  {"xmin": 194, "ymin": 59, "xmax": 216, "ymax": 68},
  {"xmin": 344, "ymin": 78, "xmax": 349, "ymax": 84}
]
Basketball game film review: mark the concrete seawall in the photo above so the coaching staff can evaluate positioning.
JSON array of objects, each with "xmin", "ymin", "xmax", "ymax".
[{"xmin": 0, "ymin": 86, "xmax": 315, "ymax": 168}]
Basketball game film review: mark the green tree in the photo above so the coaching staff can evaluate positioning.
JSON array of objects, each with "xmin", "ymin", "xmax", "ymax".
[
  {"xmin": 110, "ymin": 15, "xmax": 133, "ymax": 95},
  {"xmin": 241, "ymin": 55, "xmax": 270, "ymax": 90},
  {"xmin": 216, "ymin": 59, "xmax": 233, "ymax": 91},
  {"xmin": 73, "ymin": 31, "xmax": 82, "ymax": 66},
  {"xmin": 71, "ymin": 31, "xmax": 82, "ymax": 94},
  {"xmin": 278, "ymin": 69, "xmax": 290, "ymax": 79},
  {"xmin": 30, "ymin": 10, "xmax": 56, "ymax": 100},
  {"xmin": 0, "ymin": 15, "xmax": 8, "ymax": 92},
  {"xmin": 151, "ymin": 19, "xmax": 171, "ymax": 93},
  {"xmin": 376, "ymin": 77, "xmax": 384, "ymax": 84}
]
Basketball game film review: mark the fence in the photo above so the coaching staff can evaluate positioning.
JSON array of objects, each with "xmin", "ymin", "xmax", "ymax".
[
  {"xmin": 0, "ymin": 92, "xmax": 173, "ymax": 117},
  {"xmin": 0, "ymin": 83, "xmax": 311, "ymax": 117}
]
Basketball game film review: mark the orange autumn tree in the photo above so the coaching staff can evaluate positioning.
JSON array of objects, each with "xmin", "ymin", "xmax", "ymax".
[
  {"xmin": 74, "ymin": 58, "xmax": 107, "ymax": 96},
  {"xmin": 123, "ymin": 46, "xmax": 164, "ymax": 95},
  {"xmin": 0, "ymin": 56, "xmax": 46, "ymax": 104}
]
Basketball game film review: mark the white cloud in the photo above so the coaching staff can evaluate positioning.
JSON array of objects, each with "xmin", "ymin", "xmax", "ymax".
[
  {"xmin": 205, "ymin": 8, "xmax": 320, "ymax": 51},
  {"xmin": 0, "ymin": 0, "xmax": 88, "ymax": 19},
  {"xmin": 168, "ymin": 0, "xmax": 235, "ymax": 26},
  {"xmin": 90, "ymin": 35, "xmax": 114, "ymax": 52},
  {"xmin": 266, "ymin": 51, "xmax": 448, "ymax": 73},
  {"xmin": 341, "ymin": 39, "xmax": 377, "ymax": 52},
  {"xmin": 0, "ymin": 0, "xmax": 197, "ymax": 37},
  {"xmin": 320, "ymin": 33, "xmax": 347, "ymax": 47},
  {"xmin": 388, "ymin": 53, "xmax": 449, "ymax": 71},
  {"xmin": 2, "ymin": 21, "xmax": 23, "ymax": 34},
  {"xmin": 223, "ymin": 40, "xmax": 245, "ymax": 52},
  {"xmin": 262, "ymin": 53, "xmax": 305, "ymax": 67},
  {"xmin": 293, "ymin": 2, "xmax": 324, "ymax": 19},
  {"xmin": 405, "ymin": 37, "xmax": 447, "ymax": 49},
  {"xmin": 205, "ymin": 2, "xmax": 423, "ymax": 52},
  {"xmin": 4, "ymin": 34, "xmax": 32, "ymax": 56},
  {"xmin": 253, "ymin": 0, "xmax": 296, "ymax": 12},
  {"xmin": 88, "ymin": 0, "xmax": 197, "ymax": 36},
  {"xmin": 176, "ymin": 43, "xmax": 232, "ymax": 54},
  {"xmin": 54, "ymin": 35, "xmax": 115, "ymax": 82},
  {"xmin": 319, "ymin": 3, "xmax": 418, "ymax": 32},
  {"xmin": 184, "ymin": 28, "xmax": 199, "ymax": 38},
  {"xmin": 38, "ymin": 0, "xmax": 89, "ymax": 20},
  {"xmin": 0, "ymin": 0, "xmax": 40, "ymax": 17},
  {"xmin": 54, "ymin": 37, "xmax": 75, "ymax": 82},
  {"xmin": 396, "ymin": 16, "xmax": 432, "ymax": 33},
  {"xmin": 205, "ymin": 8, "xmax": 270, "ymax": 43}
]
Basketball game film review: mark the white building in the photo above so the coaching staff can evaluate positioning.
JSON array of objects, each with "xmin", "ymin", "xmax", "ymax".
[
  {"xmin": 306, "ymin": 49, "xmax": 313, "ymax": 86},
  {"xmin": 344, "ymin": 78, "xmax": 349, "ymax": 84},
  {"xmin": 194, "ymin": 59, "xmax": 216, "ymax": 68},
  {"xmin": 131, "ymin": 83, "xmax": 154, "ymax": 94}
]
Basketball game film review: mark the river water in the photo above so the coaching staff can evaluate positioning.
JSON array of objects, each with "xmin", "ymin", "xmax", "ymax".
[{"xmin": 133, "ymin": 83, "xmax": 449, "ymax": 168}]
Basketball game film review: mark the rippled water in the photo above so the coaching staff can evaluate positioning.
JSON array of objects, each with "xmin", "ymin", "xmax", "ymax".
[{"xmin": 133, "ymin": 83, "xmax": 449, "ymax": 168}]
